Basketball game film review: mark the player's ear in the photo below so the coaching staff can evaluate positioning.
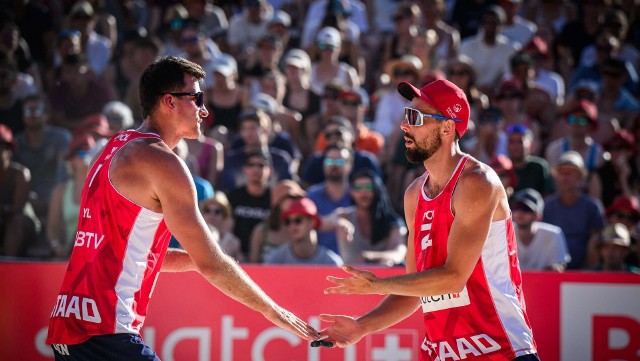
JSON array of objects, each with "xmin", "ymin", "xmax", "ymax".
[
  {"xmin": 442, "ymin": 119, "xmax": 456, "ymax": 136},
  {"xmin": 162, "ymin": 94, "xmax": 175, "ymax": 110}
]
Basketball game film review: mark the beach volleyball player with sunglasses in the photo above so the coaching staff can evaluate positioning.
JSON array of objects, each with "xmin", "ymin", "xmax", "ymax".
[
  {"xmin": 318, "ymin": 79, "xmax": 539, "ymax": 360},
  {"xmin": 46, "ymin": 56, "xmax": 320, "ymax": 360}
]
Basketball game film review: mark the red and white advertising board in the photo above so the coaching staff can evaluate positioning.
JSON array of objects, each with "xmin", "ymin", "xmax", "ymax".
[{"xmin": 0, "ymin": 262, "xmax": 638, "ymax": 360}]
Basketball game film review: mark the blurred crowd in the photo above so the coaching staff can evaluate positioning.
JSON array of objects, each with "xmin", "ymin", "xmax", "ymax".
[{"xmin": 0, "ymin": 0, "xmax": 639, "ymax": 273}]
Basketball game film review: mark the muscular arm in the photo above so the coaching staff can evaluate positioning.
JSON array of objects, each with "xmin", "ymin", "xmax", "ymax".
[
  {"xmin": 121, "ymin": 142, "xmax": 317, "ymax": 340},
  {"xmin": 326, "ymin": 163, "xmax": 504, "ymax": 296}
]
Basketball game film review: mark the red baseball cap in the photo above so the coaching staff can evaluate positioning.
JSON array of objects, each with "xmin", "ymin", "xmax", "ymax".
[
  {"xmin": 398, "ymin": 79, "xmax": 470, "ymax": 137},
  {"xmin": 280, "ymin": 197, "xmax": 321, "ymax": 229}
]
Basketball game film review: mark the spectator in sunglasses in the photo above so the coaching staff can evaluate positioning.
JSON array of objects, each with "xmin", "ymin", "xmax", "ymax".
[
  {"xmin": 545, "ymin": 99, "xmax": 605, "ymax": 198},
  {"xmin": 264, "ymin": 197, "xmax": 343, "ymax": 265},
  {"xmin": 47, "ymin": 56, "xmax": 321, "ymax": 356},
  {"xmin": 337, "ymin": 169, "xmax": 407, "ymax": 266},
  {"xmin": 319, "ymin": 78, "xmax": 539, "ymax": 359},
  {"xmin": 200, "ymin": 192, "xmax": 244, "ymax": 262},
  {"xmin": 300, "ymin": 116, "xmax": 381, "ymax": 187}
]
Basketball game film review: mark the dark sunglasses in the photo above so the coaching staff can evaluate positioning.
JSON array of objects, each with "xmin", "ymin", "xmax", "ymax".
[
  {"xmin": 245, "ymin": 162, "xmax": 267, "ymax": 169},
  {"xmin": 323, "ymin": 158, "xmax": 346, "ymax": 167},
  {"xmin": 404, "ymin": 107, "xmax": 457, "ymax": 126},
  {"xmin": 567, "ymin": 114, "xmax": 590, "ymax": 126},
  {"xmin": 352, "ymin": 183, "xmax": 374, "ymax": 192},
  {"xmin": 613, "ymin": 211, "xmax": 639, "ymax": 222},
  {"xmin": 324, "ymin": 130, "xmax": 343, "ymax": 138},
  {"xmin": 323, "ymin": 91, "xmax": 340, "ymax": 100},
  {"xmin": 341, "ymin": 100, "xmax": 361, "ymax": 107},
  {"xmin": 512, "ymin": 203, "xmax": 535, "ymax": 214},
  {"xmin": 204, "ymin": 207, "xmax": 224, "ymax": 216},
  {"xmin": 284, "ymin": 216, "xmax": 305, "ymax": 226},
  {"xmin": 162, "ymin": 92, "xmax": 205, "ymax": 108}
]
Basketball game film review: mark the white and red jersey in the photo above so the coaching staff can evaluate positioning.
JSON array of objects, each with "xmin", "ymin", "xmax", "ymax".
[
  {"xmin": 414, "ymin": 155, "xmax": 536, "ymax": 361},
  {"xmin": 47, "ymin": 131, "xmax": 172, "ymax": 345}
]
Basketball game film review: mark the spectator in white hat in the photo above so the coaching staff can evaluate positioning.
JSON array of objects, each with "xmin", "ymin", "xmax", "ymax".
[
  {"xmin": 309, "ymin": 27, "xmax": 360, "ymax": 96},
  {"xmin": 588, "ymin": 223, "xmax": 640, "ymax": 273},
  {"xmin": 543, "ymin": 150, "xmax": 606, "ymax": 269}
]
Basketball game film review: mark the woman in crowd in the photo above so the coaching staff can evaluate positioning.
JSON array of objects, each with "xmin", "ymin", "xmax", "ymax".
[
  {"xmin": 47, "ymin": 133, "xmax": 96, "ymax": 259},
  {"xmin": 200, "ymin": 192, "xmax": 244, "ymax": 262},
  {"xmin": 338, "ymin": 169, "xmax": 407, "ymax": 266},
  {"xmin": 248, "ymin": 180, "xmax": 305, "ymax": 263}
]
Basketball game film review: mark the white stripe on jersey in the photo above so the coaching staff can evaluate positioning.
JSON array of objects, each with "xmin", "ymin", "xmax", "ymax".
[
  {"xmin": 481, "ymin": 218, "xmax": 535, "ymax": 355},
  {"xmin": 114, "ymin": 207, "xmax": 164, "ymax": 334}
]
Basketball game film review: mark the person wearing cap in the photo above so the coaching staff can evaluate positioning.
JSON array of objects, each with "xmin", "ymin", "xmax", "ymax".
[
  {"xmin": 498, "ymin": 0, "xmax": 537, "ymax": 47},
  {"xmin": 605, "ymin": 194, "xmax": 640, "ymax": 266},
  {"xmin": 199, "ymin": 191, "xmax": 245, "ymax": 263},
  {"xmin": 511, "ymin": 188, "xmax": 571, "ymax": 271},
  {"xmin": 459, "ymin": 5, "xmax": 520, "ymax": 95},
  {"xmin": 309, "ymin": 26, "xmax": 360, "ymax": 96},
  {"xmin": 46, "ymin": 133, "xmax": 97, "ymax": 259},
  {"xmin": 248, "ymin": 179, "xmax": 306, "ymax": 263},
  {"xmin": 281, "ymin": 48, "xmax": 322, "ymax": 157},
  {"xmin": 374, "ymin": 55, "xmax": 423, "ymax": 138},
  {"xmin": 505, "ymin": 124, "xmax": 555, "ymax": 196},
  {"xmin": 596, "ymin": 57, "xmax": 640, "ymax": 127},
  {"xmin": 242, "ymin": 33, "xmax": 284, "ymax": 90},
  {"xmin": 67, "ymin": 0, "xmax": 112, "ymax": 76},
  {"xmin": 264, "ymin": 197, "xmax": 343, "ymax": 265},
  {"xmin": 542, "ymin": 150, "xmax": 606, "ymax": 269},
  {"xmin": 179, "ymin": 20, "xmax": 222, "ymax": 83},
  {"xmin": 266, "ymin": 10, "xmax": 292, "ymax": 50},
  {"xmin": 0, "ymin": 124, "xmax": 39, "ymax": 257},
  {"xmin": 205, "ymin": 52, "xmax": 246, "ymax": 136},
  {"xmin": 545, "ymin": 99, "xmax": 605, "ymax": 195},
  {"xmin": 300, "ymin": 0, "xmax": 369, "ymax": 50},
  {"xmin": 219, "ymin": 109, "xmax": 293, "ymax": 193},
  {"xmin": 46, "ymin": 56, "xmax": 319, "ymax": 359},
  {"xmin": 13, "ymin": 94, "xmax": 72, "ymax": 223},
  {"xmin": 587, "ymin": 223, "xmax": 640, "ymax": 273},
  {"xmin": 319, "ymin": 78, "xmax": 539, "ymax": 360},
  {"xmin": 102, "ymin": 101, "xmax": 134, "ymax": 133}
]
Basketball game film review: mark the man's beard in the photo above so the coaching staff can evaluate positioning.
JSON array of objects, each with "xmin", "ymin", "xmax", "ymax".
[
  {"xmin": 325, "ymin": 173, "xmax": 343, "ymax": 183},
  {"xmin": 405, "ymin": 128, "xmax": 442, "ymax": 163}
]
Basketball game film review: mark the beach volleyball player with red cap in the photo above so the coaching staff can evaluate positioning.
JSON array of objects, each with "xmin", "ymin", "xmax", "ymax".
[{"xmin": 317, "ymin": 79, "xmax": 539, "ymax": 360}]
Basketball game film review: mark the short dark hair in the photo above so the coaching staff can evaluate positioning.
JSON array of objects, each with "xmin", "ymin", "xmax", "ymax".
[{"xmin": 139, "ymin": 56, "xmax": 206, "ymax": 119}]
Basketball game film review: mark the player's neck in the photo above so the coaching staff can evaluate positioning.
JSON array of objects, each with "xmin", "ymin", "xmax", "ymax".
[{"xmin": 423, "ymin": 147, "xmax": 464, "ymax": 190}]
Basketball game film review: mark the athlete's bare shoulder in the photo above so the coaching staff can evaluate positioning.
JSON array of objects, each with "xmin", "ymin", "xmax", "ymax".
[
  {"xmin": 455, "ymin": 156, "xmax": 509, "ymax": 219},
  {"xmin": 110, "ymin": 137, "xmax": 186, "ymax": 211}
]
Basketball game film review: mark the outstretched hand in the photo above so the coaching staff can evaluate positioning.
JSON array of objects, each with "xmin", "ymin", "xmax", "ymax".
[
  {"xmin": 324, "ymin": 265, "xmax": 381, "ymax": 295},
  {"xmin": 317, "ymin": 314, "xmax": 366, "ymax": 348},
  {"xmin": 264, "ymin": 306, "xmax": 320, "ymax": 341}
]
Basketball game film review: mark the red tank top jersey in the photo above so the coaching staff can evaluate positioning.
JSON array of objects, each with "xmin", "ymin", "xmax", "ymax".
[
  {"xmin": 47, "ymin": 131, "xmax": 172, "ymax": 345},
  {"xmin": 413, "ymin": 155, "xmax": 536, "ymax": 360}
]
